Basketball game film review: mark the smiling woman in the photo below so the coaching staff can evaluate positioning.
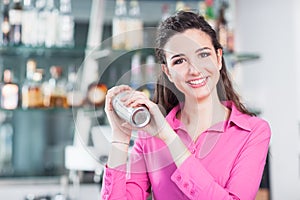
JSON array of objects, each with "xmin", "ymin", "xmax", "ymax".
[
  {"xmin": 161, "ymin": 28, "xmax": 222, "ymax": 104},
  {"xmin": 101, "ymin": 11, "xmax": 271, "ymax": 200}
]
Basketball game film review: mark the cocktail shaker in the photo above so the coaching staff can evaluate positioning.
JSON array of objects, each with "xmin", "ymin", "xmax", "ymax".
[{"xmin": 112, "ymin": 91, "xmax": 150, "ymax": 128}]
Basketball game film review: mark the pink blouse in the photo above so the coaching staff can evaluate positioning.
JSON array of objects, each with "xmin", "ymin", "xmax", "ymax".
[{"xmin": 101, "ymin": 101, "xmax": 271, "ymax": 200}]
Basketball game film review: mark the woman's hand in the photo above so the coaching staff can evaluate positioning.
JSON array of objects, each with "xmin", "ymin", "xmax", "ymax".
[
  {"xmin": 105, "ymin": 85, "xmax": 133, "ymax": 142},
  {"xmin": 106, "ymin": 85, "xmax": 175, "ymax": 143},
  {"xmin": 120, "ymin": 90, "xmax": 174, "ymax": 141}
]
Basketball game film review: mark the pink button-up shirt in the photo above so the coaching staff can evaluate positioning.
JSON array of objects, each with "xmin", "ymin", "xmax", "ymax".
[{"xmin": 101, "ymin": 101, "xmax": 271, "ymax": 200}]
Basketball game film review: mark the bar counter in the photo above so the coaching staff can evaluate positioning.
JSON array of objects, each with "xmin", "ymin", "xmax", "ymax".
[{"xmin": 0, "ymin": 177, "xmax": 101, "ymax": 199}]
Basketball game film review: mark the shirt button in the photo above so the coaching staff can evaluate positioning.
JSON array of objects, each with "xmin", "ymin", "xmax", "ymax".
[
  {"xmin": 176, "ymin": 175, "xmax": 182, "ymax": 182},
  {"xmin": 190, "ymin": 189, "xmax": 195, "ymax": 196},
  {"xmin": 106, "ymin": 171, "xmax": 112, "ymax": 177},
  {"xmin": 183, "ymin": 182, "xmax": 189, "ymax": 188},
  {"xmin": 106, "ymin": 180, "xmax": 111, "ymax": 186},
  {"xmin": 191, "ymin": 148, "xmax": 196, "ymax": 154}
]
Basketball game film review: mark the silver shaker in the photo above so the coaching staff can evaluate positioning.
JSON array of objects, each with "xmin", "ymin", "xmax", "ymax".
[{"xmin": 112, "ymin": 91, "xmax": 151, "ymax": 127}]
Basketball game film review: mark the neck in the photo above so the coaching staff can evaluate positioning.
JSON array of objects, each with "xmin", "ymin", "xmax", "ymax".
[{"xmin": 179, "ymin": 92, "xmax": 229, "ymax": 139}]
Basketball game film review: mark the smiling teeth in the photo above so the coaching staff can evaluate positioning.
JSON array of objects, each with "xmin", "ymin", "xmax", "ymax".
[{"xmin": 189, "ymin": 78, "xmax": 206, "ymax": 85}]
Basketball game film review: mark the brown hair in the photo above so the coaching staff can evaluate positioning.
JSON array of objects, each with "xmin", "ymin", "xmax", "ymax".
[{"xmin": 153, "ymin": 11, "xmax": 254, "ymax": 116}]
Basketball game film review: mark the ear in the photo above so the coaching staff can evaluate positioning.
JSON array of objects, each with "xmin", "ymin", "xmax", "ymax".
[
  {"xmin": 161, "ymin": 64, "xmax": 173, "ymax": 82},
  {"xmin": 217, "ymin": 49, "xmax": 223, "ymax": 70}
]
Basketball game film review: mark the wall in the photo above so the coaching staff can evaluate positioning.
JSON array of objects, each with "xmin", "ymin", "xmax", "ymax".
[{"xmin": 235, "ymin": 0, "xmax": 300, "ymax": 199}]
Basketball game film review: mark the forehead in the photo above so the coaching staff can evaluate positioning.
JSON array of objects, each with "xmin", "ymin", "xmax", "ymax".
[{"xmin": 164, "ymin": 29, "xmax": 213, "ymax": 55}]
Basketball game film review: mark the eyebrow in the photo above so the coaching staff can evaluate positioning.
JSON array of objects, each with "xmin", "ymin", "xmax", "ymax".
[
  {"xmin": 195, "ymin": 47, "xmax": 212, "ymax": 53},
  {"xmin": 170, "ymin": 47, "xmax": 212, "ymax": 60},
  {"xmin": 170, "ymin": 53, "xmax": 185, "ymax": 60}
]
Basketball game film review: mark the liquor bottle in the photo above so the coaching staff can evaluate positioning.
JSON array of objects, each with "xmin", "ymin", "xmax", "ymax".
[
  {"xmin": 22, "ymin": 59, "xmax": 44, "ymax": 108},
  {"xmin": 43, "ymin": 66, "xmax": 68, "ymax": 108},
  {"xmin": 86, "ymin": 82, "xmax": 107, "ymax": 107},
  {"xmin": 205, "ymin": 0, "xmax": 216, "ymax": 29},
  {"xmin": 130, "ymin": 53, "xmax": 142, "ymax": 89},
  {"xmin": 1, "ymin": 0, "xmax": 10, "ymax": 46},
  {"xmin": 57, "ymin": 0, "xmax": 74, "ymax": 47},
  {"xmin": 225, "ymin": 0, "xmax": 235, "ymax": 53},
  {"xmin": 175, "ymin": 1, "xmax": 186, "ymax": 11},
  {"xmin": 36, "ymin": 0, "xmax": 46, "ymax": 46},
  {"xmin": 0, "ymin": 112, "xmax": 13, "ymax": 174},
  {"xmin": 44, "ymin": 0, "xmax": 59, "ymax": 47},
  {"xmin": 144, "ymin": 55, "xmax": 157, "ymax": 98},
  {"xmin": 125, "ymin": 0, "xmax": 143, "ymax": 50},
  {"xmin": 22, "ymin": 0, "xmax": 38, "ymax": 46},
  {"xmin": 161, "ymin": 3, "xmax": 171, "ymax": 22},
  {"xmin": 216, "ymin": 2, "xmax": 228, "ymax": 50},
  {"xmin": 9, "ymin": 0, "xmax": 23, "ymax": 46},
  {"xmin": 198, "ymin": 1, "xmax": 207, "ymax": 17},
  {"xmin": 66, "ymin": 67, "xmax": 84, "ymax": 107},
  {"xmin": 112, "ymin": 0, "xmax": 127, "ymax": 50},
  {"xmin": 1, "ymin": 69, "xmax": 19, "ymax": 110}
]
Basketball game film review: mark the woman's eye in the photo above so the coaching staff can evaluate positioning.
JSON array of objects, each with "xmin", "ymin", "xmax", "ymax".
[
  {"xmin": 173, "ymin": 58, "xmax": 185, "ymax": 65},
  {"xmin": 199, "ymin": 52, "xmax": 211, "ymax": 58}
]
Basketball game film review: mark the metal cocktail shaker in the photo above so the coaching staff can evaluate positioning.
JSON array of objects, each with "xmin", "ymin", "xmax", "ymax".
[{"xmin": 112, "ymin": 91, "xmax": 150, "ymax": 128}]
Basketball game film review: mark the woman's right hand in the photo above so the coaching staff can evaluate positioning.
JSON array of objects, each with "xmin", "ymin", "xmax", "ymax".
[{"xmin": 104, "ymin": 85, "xmax": 133, "ymax": 143}]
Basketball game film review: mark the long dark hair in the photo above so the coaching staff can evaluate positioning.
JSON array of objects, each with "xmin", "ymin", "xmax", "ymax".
[{"xmin": 153, "ymin": 11, "xmax": 254, "ymax": 116}]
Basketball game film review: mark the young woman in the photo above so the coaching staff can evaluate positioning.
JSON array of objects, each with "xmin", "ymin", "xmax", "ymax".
[{"xmin": 101, "ymin": 11, "xmax": 271, "ymax": 200}]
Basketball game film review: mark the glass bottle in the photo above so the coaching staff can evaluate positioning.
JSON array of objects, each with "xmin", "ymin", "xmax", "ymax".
[
  {"xmin": 198, "ymin": 1, "xmax": 207, "ymax": 17},
  {"xmin": 0, "ymin": 111, "xmax": 13, "ymax": 175},
  {"xmin": 44, "ymin": 0, "xmax": 59, "ymax": 47},
  {"xmin": 125, "ymin": 0, "xmax": 143, "ymax": 50},
  {"xmin": 9, "ymin": 0, "xmax": 23, "ymax": 46},
  {"xmin": 205, "ymin": 0, "xmax": 216, "ymax": 29},
  {"xmin": 57, "ymin": 0, "xmax": 74, "ymax": 47},
  {"xmin": 43, "ymin": 66, "xmax": 68, "ymax": 108},
  {"xmin": 1, "ymin": 69, "xmax": 19, "ymax": 110},
  {"xmin": 22, "ymin": 0, "xmax": 38, "ymax": 46},
  {"xmin": 175, "ymin": 1, "xmax": 186, "ymax": 11},
  {"xmin": 161, "ymin": 3, "xmax": 171, "ymax": 22},
  {"xmin": 144, "ymin": 55, "xmax": 157, "ymax": 98},
  {"xmin": 216, "ymin": 2, "xmax": 228, "ymax": 50},
  {"xmin": 86, "ymin": 82, "xmax": 107, "ymax": 107},
  {"xmin": 130, "ymin": 52, "xmax": 142, "ymax": 89},
  {"xmin": 112, "ymin": 0, "xmax": 127, "ymax": 50},
  {"xmin": 225, "ymin": 0, "xmax": 235, "ymax": 53},
  {"xmin": 36, "ymin": 0, "xmax": 46, "ymax": 46},
  {"xmin": 66, "ymin": 66, "xmax": 84, "ymax": 107},
  {"xmin": 1, "ymin": 0, "xmax": 10, "ymax": 46},
  {"xmin": 22, "ymin": 59, "xmax": 44, "ymax": 109}
]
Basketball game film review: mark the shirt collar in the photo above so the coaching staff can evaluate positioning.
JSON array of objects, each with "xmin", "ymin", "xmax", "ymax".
[
  {"xmin": 165, "ymin": 104, "xmax": 184, "ymax": 131},
  {"xmin": 223, "ymin": 101, "xmax": 252, "ymax": 132},
  {"xmin": 165, "ymin": 101, "xmax": 252, "ymax": 133}
]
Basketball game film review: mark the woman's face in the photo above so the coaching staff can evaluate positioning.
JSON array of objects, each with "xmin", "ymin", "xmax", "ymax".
[{"xmin": 162, "ymin": 28, "xmax": 222, "ymax": 102}]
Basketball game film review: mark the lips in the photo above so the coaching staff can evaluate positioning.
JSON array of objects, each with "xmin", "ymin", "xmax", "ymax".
[{"xmin": 187, "ymin": 77, "xmax": 208, "ymax": 87}]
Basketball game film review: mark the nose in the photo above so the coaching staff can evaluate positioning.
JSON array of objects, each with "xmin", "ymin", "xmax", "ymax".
[{"xmin": 187, "ymin": 60, "xmax": 201, "ymax": 75}]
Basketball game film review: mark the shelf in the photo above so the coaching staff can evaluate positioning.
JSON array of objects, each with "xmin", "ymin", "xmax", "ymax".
[
  {"xmin": 0, "ymin": 45, "xmax": 86, "ymax": 58},
  {"xmin": 0, "ymin": 106, "xmax": 104, "ymax": 115},
  {"xmin": 224, "ymin": 52, "xmax": 260, "ymax": 65},
  {"xmin": 0, "ymin": 107, "xmax": 74, "ymax": 114},
  {"xmin": 112, "ymin": 48, "xmax": 155, "ymax": 59}
]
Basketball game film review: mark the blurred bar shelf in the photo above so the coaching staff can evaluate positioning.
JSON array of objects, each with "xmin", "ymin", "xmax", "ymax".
[
  {"xmin": 0, "ymin": 106, "xmax": 104, "ymax": 116},
  {"xmin": 224, "ymin": 51, "xmax": 260, "ymax": 66},
  {"xmin": 0, "ymin": 45, "xmax": 86, "ymax": 58}
]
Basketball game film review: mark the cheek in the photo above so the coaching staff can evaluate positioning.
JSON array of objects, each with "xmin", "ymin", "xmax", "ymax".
[
  {"xmin": 200, "ymin": 58, "xmax": 220, "ymax": 75},
  {"xmin": 201, "ymin": 57, "xmax": 219, "ymax": 68},
  {"xmin": 169, "ymin": 69, "xmax": 185, "ymax": 82}
]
